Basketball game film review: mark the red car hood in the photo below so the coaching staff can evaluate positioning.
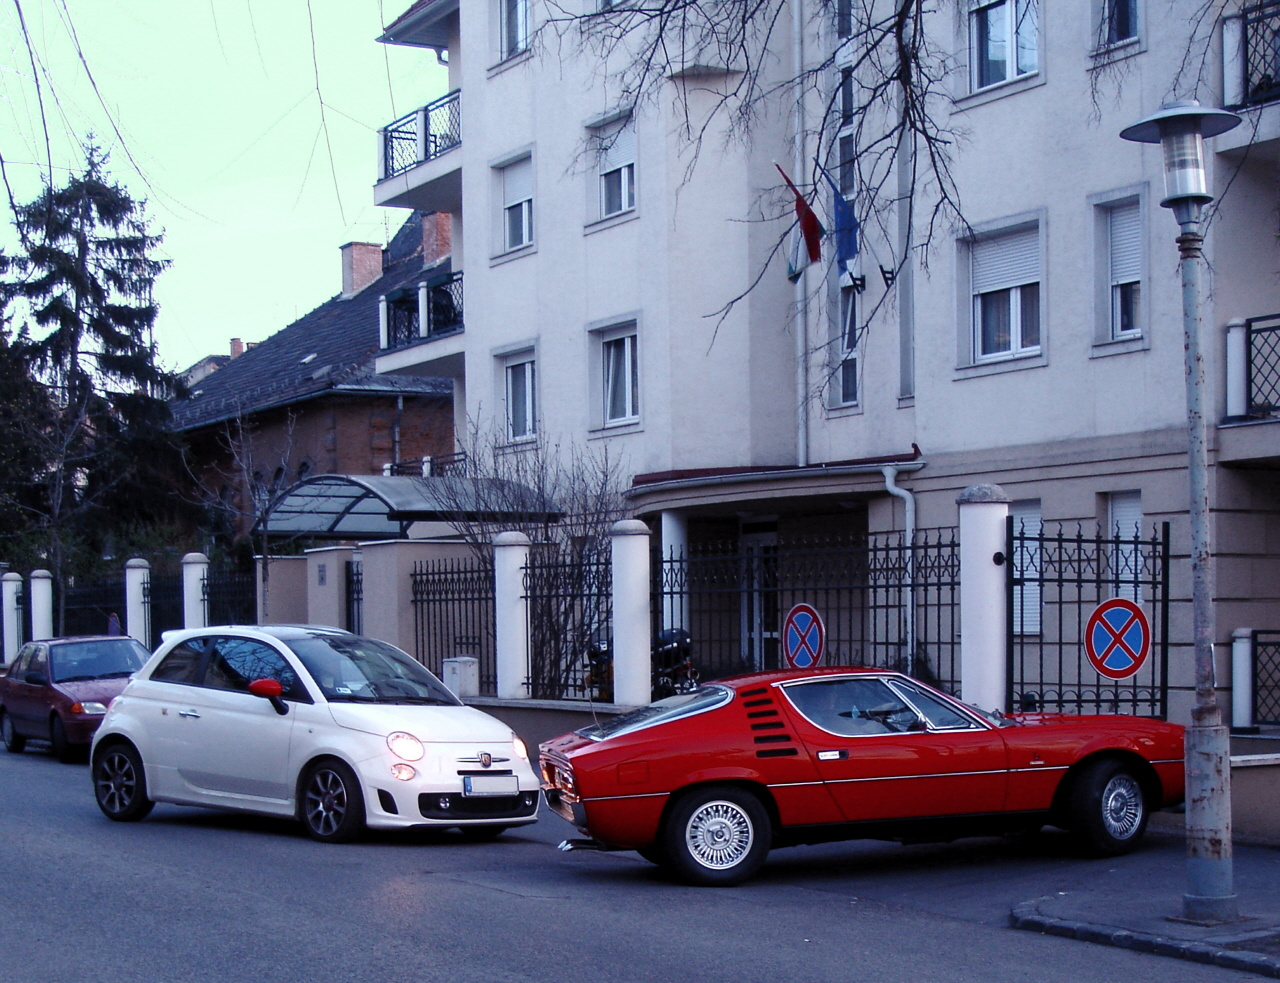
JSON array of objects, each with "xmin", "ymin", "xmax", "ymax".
[{"xmin": 56, "ymin": 678, "xmax": 133, "ymax": 704}]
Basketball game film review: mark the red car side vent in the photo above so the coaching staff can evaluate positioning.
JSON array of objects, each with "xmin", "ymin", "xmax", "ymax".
[
  {"xmin": 747, "ymin": 710, "xmax": 778, "ymax": 718},
  {"xmin": 756, "ymin": 747, "xmax": 798, "ymax": 758},
  {"xmin": 740, "ymin": 687, "xmax": 768, "ymax": 697},
  {"xmin": 743, "ymin": 698, "xmax": 773, "ymax": 708},
  {"xmin": 753, "ymin": 734, "xmax": 792, "ymax": 744},
  {"xmin": 750, "ymin": 722, "xmax": 785, "ymax": 731}
]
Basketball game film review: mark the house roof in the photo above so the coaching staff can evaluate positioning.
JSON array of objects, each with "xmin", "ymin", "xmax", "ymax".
[
  {"xmin": 378, "ymin": 0, "xmax": 456, "ymax": 49},
  {"xmin": 170, "ymin": 213, "xmax": 449, "ymax": 433}
]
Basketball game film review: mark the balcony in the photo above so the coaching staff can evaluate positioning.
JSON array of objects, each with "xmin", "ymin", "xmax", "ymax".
[
  {"xmin": 377, "ymin": 272, "xmax": 466, "ymax": 378},
  {"xmin": 1220, "ymin": 314, "xmax": 1280, "ymax": 464},
  {"xmin": 374, "ymin": 90, "xmax": 462, "ymax": 212},
  {"xmin": 1233, "ymin": 3, "xmax": 1280, "ymax": 107}
]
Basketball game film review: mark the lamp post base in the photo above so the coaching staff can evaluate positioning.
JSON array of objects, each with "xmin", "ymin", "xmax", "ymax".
[{"xmin": 1183, "ymin": 720, "xmax": 1240, "ymax": 925}]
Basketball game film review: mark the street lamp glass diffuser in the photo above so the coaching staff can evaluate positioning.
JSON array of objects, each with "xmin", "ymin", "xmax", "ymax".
[{"xmin": 1119, "ymin": 101, "xmax": 1241, "ymax": 222}]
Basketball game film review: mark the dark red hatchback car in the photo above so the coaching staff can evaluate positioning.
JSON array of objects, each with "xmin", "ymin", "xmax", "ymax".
[{"xmin": 1, "ymin": 636, "xmax": 150, "ymax": 762}]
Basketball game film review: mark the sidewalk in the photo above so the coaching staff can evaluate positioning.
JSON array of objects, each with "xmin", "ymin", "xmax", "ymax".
[{"xmin": 1010, "ymin": 821, "xmax": 1280, "ymax": 976}]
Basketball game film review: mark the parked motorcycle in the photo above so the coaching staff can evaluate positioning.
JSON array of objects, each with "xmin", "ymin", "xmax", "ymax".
[{"xmin": 582, "ymin": 628, "xmax": 700, "ymax": 703}]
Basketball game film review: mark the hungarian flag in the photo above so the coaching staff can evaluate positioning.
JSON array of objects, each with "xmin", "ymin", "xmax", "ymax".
[{"xmin": 776, "ymin": 163, "xmax": 824, "ymax": 282}]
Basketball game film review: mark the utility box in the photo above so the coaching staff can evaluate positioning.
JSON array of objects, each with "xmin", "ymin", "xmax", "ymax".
[{"xmin": 442, "ymin": 656, "xmax": 480, "ymax": 698}]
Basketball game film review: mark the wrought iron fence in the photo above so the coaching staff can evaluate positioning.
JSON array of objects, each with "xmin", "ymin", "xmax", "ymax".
[
  {"xmin": 426, "ymin": 272, "xmax": 464, "ymax": 337},
  {"xmin": 141, "ymin": 574, "xmax": 183, "ymax": 649},
  {"xmin": 386, "ymin": 296, "xmax": 419, "ymax": 349},
  {"xmin": 1252, "ymin": 630, "xmax": 1280, "ymax": 725},
  {"xmin": 1242, "ymin": 2, "xmax": 1280, "ymax": 106},
  {"xmin": 524, "ymin": 546, "xmax": 612, "ymax": 700},
  {"xmin": 654, "ymin": 530, "xmax": 961, "ymax": 692},
  {"xmin": 202, "ymin": 568, "xmax": 257, "ymax": 626},
  {"xmin": 410, "ymin": 556, "xmax": 496, "ymax": 693},
  {"xmin": 1007, "ymin": 519, "xmax": 1170, "ymax": 717},
  {"xmin": 345, "ymin": 560, "xmax": 363, "ymax": 635},
  {"xmin": 60, "ymin": 579, "xmax": 125, "ymax": 637},
  {"xmin": 1246, "ymin": 313, "xmax": 1280, "ymax": 414},
  {"xmin": 381, "ymin": 89, "xmax": 462, "ymax": 179}
]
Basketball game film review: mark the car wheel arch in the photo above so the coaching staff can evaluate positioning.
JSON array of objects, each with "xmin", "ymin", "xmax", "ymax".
[
  {"xmin": 657, "ymin": 780, "xmax": 779, "ymax": 846},
  {"xmin": 294, "ymin": 753, "xmax": 362, "ymax": 815},
  {"xmin": 1052, "ymin": 750, "xmax": 1160, "ymax": 825}
]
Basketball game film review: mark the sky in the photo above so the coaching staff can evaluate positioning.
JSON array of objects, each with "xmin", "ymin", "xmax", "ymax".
[{"xmin": 0, "ymin": 0, "xmax": 449, "ymax": 372}]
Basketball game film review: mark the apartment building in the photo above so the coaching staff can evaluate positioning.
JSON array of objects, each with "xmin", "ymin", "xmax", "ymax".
[{"xmin": 368, "ymin": 0, "xmax": 1280, "ymax": 722}]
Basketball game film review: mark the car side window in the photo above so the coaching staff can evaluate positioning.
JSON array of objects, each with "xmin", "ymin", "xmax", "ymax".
[
  {"xmin": 8, "ymin": 646, "xmax": 33, "ymax": 677},
  {"xmin": 26, "ymin": 648, "xmax": 48, "ymax": 682},
  {"xmin": 783, "ymin": 678, "xmax": 923, "ymax": 737},
  {"xmin": 204, "ymin": 638, "xmax": 305, "ymax": 701},
  {"xmin": 889, "ymin": 679, "xmax": 981, "ymax": 731},
  {"xmin": 150, "ymin": 640, "xmax": 206, "ymax": 685}
]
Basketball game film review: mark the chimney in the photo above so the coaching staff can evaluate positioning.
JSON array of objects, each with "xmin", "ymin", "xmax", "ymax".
[
  {"xmin": 340, "ymin": 242, "xmax": 384, "ymax": 298},
  {"xmin": 230, "ymin": 338, "xmax": 244, "ymax": 359},
  {"xmin": 422, "ymin": 212, "xmax": 452, "ymax": 266}
]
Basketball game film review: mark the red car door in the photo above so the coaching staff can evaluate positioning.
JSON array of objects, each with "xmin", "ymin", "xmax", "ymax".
[{"xmin": 778, "ymin": 675, "xmax": 1009, "ymax": 823}]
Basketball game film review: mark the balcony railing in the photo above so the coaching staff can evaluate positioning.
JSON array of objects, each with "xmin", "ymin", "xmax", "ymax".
[
  {"xmin": 381, "ymin": 89, "xmax": 461, "ymax": 180},
  {"xmin": 1241, "ymin": 2, "xmax": 1280, "ymax": 106},
  {"xmin": 1246, "ymin": 313, "xmax": 1280, "ymax": 414},
  {"xmin": 383, "ymin": 272, "xmax": 464, "ymax": 351}
]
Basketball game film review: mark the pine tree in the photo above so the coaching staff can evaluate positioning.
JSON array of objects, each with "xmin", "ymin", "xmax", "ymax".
[{"xmin": 0, "ymin": 144, "xmax": 189, "ymax": 626}]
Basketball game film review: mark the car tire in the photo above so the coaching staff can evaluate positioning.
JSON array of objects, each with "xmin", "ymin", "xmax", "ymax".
[
  {"xmin": 1, "ymin": 711, "xmax": 25, "ymax": 754},
  {"xmin": 1069, "ymin": 759, "xmax": 1149, "ymax": 856},
  {"xmin": 661, "ymin": 785, "xmax": 771, "ymax": 886},
  {"xmin": 301, "ymin": 759, "xmax": 366, "ymax": 843},
  {"xmin": 636, "ymin": 844, "xmax": 667, "ymax": 866},
  {"xmin": 50, "ymin": 716, "xmax": 75, "ymax": 763},
  {"xmin": 93, "ymin": 743, "xmax": 155, "ymax": 822}
]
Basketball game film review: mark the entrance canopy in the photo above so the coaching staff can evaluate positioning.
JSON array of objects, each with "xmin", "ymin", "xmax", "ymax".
[{"xmin": 257, "ymin": 474, "xmax": 558, "ymax": 540}]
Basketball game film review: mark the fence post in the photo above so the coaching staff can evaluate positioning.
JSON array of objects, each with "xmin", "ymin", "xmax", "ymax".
[
  {"xmin": 182, "ymin": 552, "xmax": 209, "ymax": 630},
  {"xmin": 493, "ymin": 532, "xmax": 531, "ymax": 700},
  {"xmin": 612, "ymin": 520, "xmax": 652, "ymax": 707},
  {"xmin": 29, "ymin": 569, "xmax": 53, "ymax": 640},
  {"xmin": 2, "ymin": 572, "xmax": 22, "ymax": 663},
  {"xmin": 1231, "ymin": 627, "xmax": 1255, "ymax": 731},
  {"xmin": 660, "ymin": 510, "xmax": 688, "ymax": 632},
  {"xmin": 125, "ymin": 559, "xmax": 151, "ymax": 647},
  {"xmin": 957, "ymin": 484, "xmax": 1009, "ymax": 712}
]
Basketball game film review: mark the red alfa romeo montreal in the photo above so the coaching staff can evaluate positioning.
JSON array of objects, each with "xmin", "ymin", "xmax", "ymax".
[{"xmin": 540, "ymin": 668, "xmax": 1185, "ymax": 886}]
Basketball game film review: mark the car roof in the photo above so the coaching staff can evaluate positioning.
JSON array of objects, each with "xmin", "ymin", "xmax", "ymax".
[
  {"xmin": 159, "ymin": 624, "xmax": 355, "ymax": 645},
  {"xmin": 34, "ymin": 635, "xmax": 145, "ymax": 646},
  {"xmin": 716, "ymin": 666, "xmax": 894, "ymax": 690}
]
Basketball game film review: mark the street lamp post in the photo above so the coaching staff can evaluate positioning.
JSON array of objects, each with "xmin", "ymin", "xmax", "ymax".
[{"xmin": 1120, "ymin": 101, "xmax": 1241, "ymax": 925}]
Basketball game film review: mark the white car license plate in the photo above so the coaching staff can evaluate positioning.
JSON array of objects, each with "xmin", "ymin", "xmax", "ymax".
[{"xmin": 463, "ymin": 775, "xmax": 519, "ymax": 796}]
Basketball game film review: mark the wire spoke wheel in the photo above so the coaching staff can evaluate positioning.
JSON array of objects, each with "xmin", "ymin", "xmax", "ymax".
[
  {"xmin": 685, "ymin": 800, "xmax": 755, "ymax": 870},
  {"xmin": 1100, "ymin": 773, "xmax": 1144, "ymax": 841}
]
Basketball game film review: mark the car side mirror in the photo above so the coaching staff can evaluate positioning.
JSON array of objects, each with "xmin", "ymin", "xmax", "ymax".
[
  {"xmin": 24, "ymin": 671, "xmax": 48, "ymax": 686},
  {"xmin": 248, "ymin": 678, "xmax": 289, "ymax": 716}
]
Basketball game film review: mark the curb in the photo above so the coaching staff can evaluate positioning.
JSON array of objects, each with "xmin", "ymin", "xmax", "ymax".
[{"xmin": 1010, "ymin": 899, "xmax": 1280, "ymax": 977}]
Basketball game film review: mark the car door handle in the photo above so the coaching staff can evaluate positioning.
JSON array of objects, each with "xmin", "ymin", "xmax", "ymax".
[{"xmin": 178, "ymin": 709, "xmax": 201, "ymax": 719}]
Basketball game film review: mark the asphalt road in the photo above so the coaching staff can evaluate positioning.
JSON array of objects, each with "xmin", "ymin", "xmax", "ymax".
[{"xmin": 0, "ymin": 743, "xmax": 1266, "ymax": 983}]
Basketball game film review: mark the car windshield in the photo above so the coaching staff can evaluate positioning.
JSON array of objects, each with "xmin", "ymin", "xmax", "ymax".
[
  {"xmin": 578, "ymin": 684, "xmax": 733, "ymax": 741},
  {"xmin": 51, "ymin": 639, "xmax": 149, "ymax": 683},
  {"xmin": 286, "ymin": 635, "xmax": 462, "ymax": 706}
]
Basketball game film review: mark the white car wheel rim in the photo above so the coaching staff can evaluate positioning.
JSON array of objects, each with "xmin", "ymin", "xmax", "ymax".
[
  {"xmin": 1101, "ymin": 774, "xmax": 1143, "ymax": 840},
  {"xmin": 685, "ymin": 800, "xmax": 753, "ymax": 870}
]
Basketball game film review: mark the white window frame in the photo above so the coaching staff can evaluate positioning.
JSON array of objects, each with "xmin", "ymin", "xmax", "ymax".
[
  {"xmin": 500, "ymin": 156, "xmax": 534, "ymax": 253},
  {"xmin": 970, "ymin": 223, "xmax": 1041, "ymax": 364},
  {"xmin": 832, "ymin": 283, "xmax": 859, "ymax": 407},
  {"xmin": 1107, "ymin": 199, "xmax": 1142, "ymax": 340},
  {"xmin": 499, "ymin": 0, "xmax": 529, "ymax": 61},
  {"xmin": 601, "ymin": 329, "xmax": 640, "ymax": 425},
  {"xmin": 598, "ymin": 123, "xmax": 636, "ymax": 219},
  {"xmin": 969, "ymin": 0, "xmax": 1038, "ymax": 92},
  {"xmin": 503, "ymin": 353, "xmax": 537, "ymax": 441},
  {"xmin": 1100, "ymin": 0, "xmax": 1138, "ymax": 48}
]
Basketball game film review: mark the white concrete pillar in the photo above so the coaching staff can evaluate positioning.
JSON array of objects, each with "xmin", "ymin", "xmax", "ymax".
[
  {"xmin": 611, "ymin": 520, "xmax": 652, "ymax": 707},
  {"xmin": 125, "ymin": 558, "xmax": 151, "ymax": 647},
  {"xmin": 182, "ymin": 552, "xmax": 210, "ymax": 630},
  {"xmin": 659, "ymin": 510, "xmax": 688, "ymax": 631},
  {"xmin": 418, "ymin": 281, "xmax": 430, "ymax": 337},
  {"xmin": 2, "ymin": 572, "xmax": 22, "ymax": 663},
  {"xmin": 379, "ymin": 296, "xmax": 389, "ymax": 349},
  {"xmin": 415, "ymin": 106, "xmax": 429, "ymax": 163},
  {"xmin": 29, "ymin": 569, "xmax": 53, "ymax": 641},
  {"xmin": 1232, "ymin": 627, "xmax": 1254, "ymax": 731},
  {"xmin": 957, "ymin": 484, "xmax": 1010, "ymax": 713},
  {"xmin": 1223, "ymin": 15, "xmax": 1246, "ymax": 108},
  {"xmin": 1225, "ymin": 318, "xmax": 1247, "ymax": 419},
  {"xmin": 493, "ymin": 532, "xmax": 531, "ymax": 700}
]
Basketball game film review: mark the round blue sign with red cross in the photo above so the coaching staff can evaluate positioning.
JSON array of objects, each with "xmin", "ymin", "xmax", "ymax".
[
  {"xmin": 1084, "ymin": 598, "xmax": 1151, "ymax": 680},
  {"xmin": 783, "ymin": 603, "xmax": 825, "ymax": 669}
]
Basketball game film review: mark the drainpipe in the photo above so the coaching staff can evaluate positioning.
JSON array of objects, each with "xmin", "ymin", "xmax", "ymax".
[
  {"xmin": 882, "ymin": 465, "xmax": 916, "ymax": 675},
  {"xmin": 393, "ymin": 394, "xmax": 403, "ymax": 466},
  {"xmin": 792, "ymin": 0, "xmax": 810, "ymax": 467}
]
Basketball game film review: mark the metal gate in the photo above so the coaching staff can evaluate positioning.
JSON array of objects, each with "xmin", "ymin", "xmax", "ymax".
[
  {"xmin": 1007, "ymin": 519, "xmax": 1170, "ymax": 717},
  {"xmin": 1251, "ymin": 630, "xmax": 1280, "ymax": 726},
  {"xmin": 655, "ymin": 530, "xmax": 961, "ymax": 692}
]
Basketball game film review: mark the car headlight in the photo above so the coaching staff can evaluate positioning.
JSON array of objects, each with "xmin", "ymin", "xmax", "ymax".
[
  {"xmin": 71, "ymin": 701, "xmax": 108, "ymax": 715},
  {"xmin": 386, "ymin": 731, "xmax": 424, "ymax": 761},
  {"xmin": 512, "ymin": 734, "xmax": 529, "ymax": 760},
  {"xmin": 390, "ymin": 763, "xmax": 416, "ymax": 781}
]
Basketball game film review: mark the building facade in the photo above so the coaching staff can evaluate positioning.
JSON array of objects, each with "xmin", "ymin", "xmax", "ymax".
[{"xmin": 369, "ymin": 0, "xmax": 1280, "ymax": 724}]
